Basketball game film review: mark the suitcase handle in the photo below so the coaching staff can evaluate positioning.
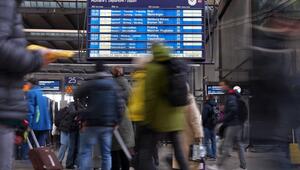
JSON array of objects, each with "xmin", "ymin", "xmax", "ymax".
[
  {"xmin": 27, "ymin": 129, "xmax": 41, "ymax": 149},
  {"xmin": 292, "ymin": 129, "xmax": 296, "ymax": 144},
  {"xmin": 113, "ymin": 129, "xmax": 132, "ymax": 160}
]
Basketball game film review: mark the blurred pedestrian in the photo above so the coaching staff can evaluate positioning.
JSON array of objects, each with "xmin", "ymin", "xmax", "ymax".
[
  {"xmin": 74, "ymin": 61, "xmax": 123, "ymax": 170},
  {"xmin": 128, "ymin": 57, "xmax": 159, "ymax": 169},
  {"xmin": 56, "ymin": 101, "xmax": 79, "ymax": 169},
  {"xmin": 0, "ymin": 1, "xmax": 53, "ymax": 169},
  {"xmin": 112, "ymin": 66, "xmax": 131, "ymax": 103},
  {"xmin": 138, "ymin": 43, "xmax": 189, "ymax": 170},
  {"xmin": 173, "ymin": 90, "xmax": 204, "ymax": 170},
  {"xmin": 111, "ymin": 65, "xmax": 135, "ymax": 170},
  {"xmin": 202, "ymin": 94, "xmax": 218, "ymax": 160},
  {"xmin": 208, "ymin": 80, "xmax": 247, "ymax": 170},
  {"xmin": 26, "ymin": 78, "xmax": 52, "ymax": 146}
]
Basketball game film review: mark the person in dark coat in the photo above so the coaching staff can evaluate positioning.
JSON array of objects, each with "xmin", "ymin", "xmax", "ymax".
[
  {"xmin": 57, "ymin": 102, "xmax": 79, "ymax": 169},
  {"xmin": 208, "ymin": 80, "xmax": 247, "ymax": 170},
  {"xmin": 74, "ymin": 61, "xmax": 123, "ymax": 170},
  {"xmin": 111, "ymin": 66, "xmax": 135, "ymax": 170},
  {"xmin": 202, "ymin": 94, "xmax": 217, "ymax": 159},
  {"xmin": 0, "ymin": 1, "xmax": 52, "ymax": 169}
]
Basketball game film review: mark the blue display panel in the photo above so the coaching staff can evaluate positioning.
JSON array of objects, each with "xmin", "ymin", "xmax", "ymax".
[
  {"xmin": 207, "ymin": 85, "xmax": 225, "ymax": 95},
  {"xmin": 38, "ymin": 80, "xmax": 61, "ymax": 91},
  {"xmin": 87, "ymin": 0, "xmax": 205, "ymax": 59}
]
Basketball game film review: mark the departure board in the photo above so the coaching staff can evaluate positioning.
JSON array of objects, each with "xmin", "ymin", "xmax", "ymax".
[{"xmin": 87, "ymin": 0, "xmax": 205, "ymax": 59}]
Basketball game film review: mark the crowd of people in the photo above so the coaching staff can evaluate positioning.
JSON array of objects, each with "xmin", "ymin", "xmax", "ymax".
[
  {"xmin": 0, "ymin": 1, "xmax": 248, "ymax": 170},
  {"xmin": 0, "ymin": 43, "xmax": 249, "ymax": 170}
]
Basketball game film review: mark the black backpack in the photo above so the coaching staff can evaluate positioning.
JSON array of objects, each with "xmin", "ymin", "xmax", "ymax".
[
  {"xmin": 54, "ymin": 107, "xmax": 68, "ymax": 127},
  {"xmin": 238, "ymin": 99, "xmax": 248, "ymax": 123},
  {"xmin": 159, "ymin": 59, "xmax": 189, "ymax": 107}
]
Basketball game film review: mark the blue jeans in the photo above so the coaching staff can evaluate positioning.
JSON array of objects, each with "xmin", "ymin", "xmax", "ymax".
[
  {"xmin": 204, "ymin": 128, "xmax": 217, "ymax": 158},
  {"xmin": 34, "ymin": 130, "xmax": 49, "ymax": 147},
  {"xmin": 66, "ymin": 131, "xmax": 79, "ymax": 167},
  {"xmin": 79, "ymin": 127, "xmax": 114, "ymax": 170},
  {"xmin": 58, "ymin": 131, "xmax": 70, "ymax": 162}
]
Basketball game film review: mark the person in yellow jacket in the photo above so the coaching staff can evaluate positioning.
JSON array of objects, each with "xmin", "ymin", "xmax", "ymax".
[
  {"xmin": 127, "ymin": 69, "xmax": 146, "ymax": 122},
  {"xmin": 127, "ymin": 57, "xmax": 155, "ymax": 168}
]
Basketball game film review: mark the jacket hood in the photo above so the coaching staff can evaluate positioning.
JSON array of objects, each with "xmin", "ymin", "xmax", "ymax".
[
  {"xmin": 132, "ymin": 70, "xmax": 146, "ymax": 80},
  {"xmin": 151, "ymin": 43, "xmax": 171, "ymax": 62}
]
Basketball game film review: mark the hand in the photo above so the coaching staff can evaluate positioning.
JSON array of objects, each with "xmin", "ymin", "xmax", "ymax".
[
  {"xmin": 195, "ymin": 137, "xmax": 203, "ymax": 144},
  {"xmin": 39, "ymin": 49, "xmax": 56, "ymax": 66},
  {"xmin": 114, "ymin": 125, "xmax": 119, "ymax": 130}
]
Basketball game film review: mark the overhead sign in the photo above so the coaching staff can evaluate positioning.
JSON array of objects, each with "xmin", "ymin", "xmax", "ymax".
[
  {"xmin": 87, "ymin": 0, "xmax": 205, "ymax": 60},
  {"xmin": 207, "ymin": 85, "xmax": 224, "ymax": 95},
  {"xmin": 38, "ymin": 80, "xmax": 61, "ymax": 91},
  {"xmin": 65, "ymin": 76, "xmax": 85, "ymax": 86}
]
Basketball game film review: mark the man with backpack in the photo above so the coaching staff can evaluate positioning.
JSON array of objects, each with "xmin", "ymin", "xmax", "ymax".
[
  {"xmin": 55, "ymin": 101, "xmax": 79, "ymax": 169},
  {"xmin": 202, "ymin": 94, "xmax": 218, "ymax": 160},
  {"xmin": 138, "ymin": 43, "xmax": 190, "ymax": 170},
  {"xmin": 208, "ymin": 80, "xmax": 247, "ymax": 170}
]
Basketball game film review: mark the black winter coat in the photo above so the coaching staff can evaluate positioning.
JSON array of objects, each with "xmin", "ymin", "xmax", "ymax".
[
  {"xmin": 74, "ymin": 72, "xmax": 123, "ymax": 127},
  {"xmin": 58, "ymin": 102, "xmax": 79, "ymax": 132},
  {"xmin": 223, "ymin": 90, "xmax": 242, "ymax": 126},
  {"xmin": 202, "ymin": 100, "xmax": 217, "ymax": 129},
  {"xmin": 0, "ymin": 0, "xmax": 43, "ymax": 127}
]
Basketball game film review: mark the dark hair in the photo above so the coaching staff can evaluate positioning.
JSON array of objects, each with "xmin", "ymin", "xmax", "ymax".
[
  {"xmin": 220, "ymin": 79, "xmax": 232, "ymax": 88},
  {"xmin": 206, "ymin": 94, "xmax": 214, "ymax": 100},
  {"xmin": 95, "ymin": 60, "xmax": 106, "ymax": 72},
  {"xmin": 27, "ymin": 78, "xmax": 38, "ymax": 85}
]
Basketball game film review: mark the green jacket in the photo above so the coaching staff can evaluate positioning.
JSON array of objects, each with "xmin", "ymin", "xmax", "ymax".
[{"xmin": 144, "ymin": 55, "xmax": 185, "ymax": 132}]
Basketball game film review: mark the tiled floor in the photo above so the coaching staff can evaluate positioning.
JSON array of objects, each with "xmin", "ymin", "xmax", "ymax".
[{"xmin": 14, "ymin": 145, "xmax": 300, "ymax": 170}]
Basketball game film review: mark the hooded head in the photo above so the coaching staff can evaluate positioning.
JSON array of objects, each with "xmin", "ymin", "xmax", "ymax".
[
  {"xmin": 151, "ymin": 43, "xmax": 171, "ymax": 62},
  {"xmin": 16, "ymin": 0, "xmax": 23, "ymax": 6},
  {"xmin": 95, "ymin": 60, "xmax": 106, "ymax": 72}
]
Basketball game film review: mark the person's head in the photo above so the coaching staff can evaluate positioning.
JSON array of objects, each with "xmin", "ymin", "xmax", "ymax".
[
  {"xmin": 16, "ymin": 0, "xmax": 23, "ymax": 5},
  {"xmin": 151, "ymin": 42, "xmax": 171, "ymax": 61},
  {"xmin": 206, "ymin": 94, "xmax": 214, "ymax": 101},
  {"xmin": 95, "ymin": 60, "xmax": 106, "ymax": 72},
  {"xmin": 219, "ymin": 104, "xmax": 225, "ymax": 112},
  {"xmin": 219, "ymin": 79, "xmax": 232, "ymax": 92},
  {"xmin": 111, "ymin": 66, "xmax": 124, "ymax": 77},
  {"xmin": 26, "ymin": 78, "xmax": 38, "ymax": 88}
]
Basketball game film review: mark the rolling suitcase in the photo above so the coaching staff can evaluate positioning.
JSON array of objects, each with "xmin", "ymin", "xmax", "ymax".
[
  {"xmin": 290, "ymin": 129, "xmax": 300, "ymax": 165},
  {"xmin": 27, "ymin": 130, "xmax": 63, "ymax": 170}
]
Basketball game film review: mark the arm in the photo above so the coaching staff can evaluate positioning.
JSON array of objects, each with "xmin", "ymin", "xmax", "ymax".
[
  {"xmin": 0, "ymin": 1, "xmax": 43, "ymax": 73},
  {"xmin": 223, "ymin": 95, "xmax": 239, "ymax": 123},
  {"xmin": 188, "ymin": 96, "xmax": 204, "ymax": 138},
  {"xmin": 201, "ymin": 104, "xmax": 210, "ymax": 125},
  {"xmin": 144, "ymin": 65, "xmax": 160, "ymax": 116},
  {"xmin": 27, "ymin": 91, "xmax": 36, "ymax": 127}
]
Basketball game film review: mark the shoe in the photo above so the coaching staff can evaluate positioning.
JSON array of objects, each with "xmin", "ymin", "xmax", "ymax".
[
  {"xmin": 233, "ymin": 168, "xmax": 247, "ymax": 170},
  {"xmin": 206, "ymin": 165, "xmax": 222, "ymax": 170},
  {"xmin": 207, "ymin": 157, "xmax": 217, "ymax": 161},
  {"xmin": 66, "ymin": 165, "xmax": 76, "ymax": 169}
]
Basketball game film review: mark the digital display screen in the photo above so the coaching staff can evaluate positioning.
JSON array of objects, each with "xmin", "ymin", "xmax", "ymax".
[
  {"xmin": 87, "ymin": 0, "xmax": 205, "ymax": 59},
  {"xmin": 207, "ymin": 85, "xmax": 224, "ymax": 95},
  {"xmin": 38, "ymin": 80, "xmax": 61, "ymax": 91}
]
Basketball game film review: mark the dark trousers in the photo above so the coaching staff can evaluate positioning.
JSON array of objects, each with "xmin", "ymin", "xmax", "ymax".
[
  {"xmin": 66, "ymin": 131, "xmax": 79, "ymax": 167},
  {"xmin": 112, "ymin": 150, "xmax": 130, "ymax": 170},
  {"xmin": 137, "ymin": 127, "xmax": 189, "ymax": 170}
]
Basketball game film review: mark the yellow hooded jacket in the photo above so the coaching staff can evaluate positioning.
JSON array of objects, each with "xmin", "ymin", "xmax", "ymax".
[{"xmin": 127, "ymin": 70, "xmax": 146, "ymax": 122}]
